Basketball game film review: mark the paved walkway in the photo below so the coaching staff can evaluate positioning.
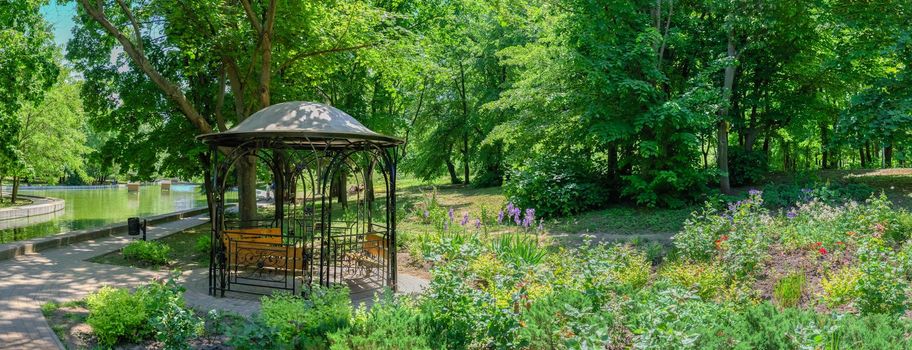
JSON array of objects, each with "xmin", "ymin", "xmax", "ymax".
[{"xmin": 0, "ymin": 214, "xmax": 430, "ymax": 349}]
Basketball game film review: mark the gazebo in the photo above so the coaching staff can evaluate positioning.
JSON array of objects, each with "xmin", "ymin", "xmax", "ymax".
[{"xmin": 197, "ymin": 101, "xmax": 402, "ymax": 297}]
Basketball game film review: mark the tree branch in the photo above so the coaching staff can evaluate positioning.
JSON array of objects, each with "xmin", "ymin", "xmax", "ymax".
[
  {"xmin": 238, "ymin": 0, "xmax": 263, "ymax": 34},
  {"xmin": 77, "ymin": 0, "xmax": 213, "ymax": 134},
  {"xmin": 278, "ymin": 43, "xmax": 375, "ymax": 73},
  {"xmin": 115, "ymin": 0, "xmax": 144, "ymax": 55}
]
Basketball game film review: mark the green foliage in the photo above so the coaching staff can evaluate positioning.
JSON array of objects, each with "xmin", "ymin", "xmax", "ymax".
[
  {"xmin": 727, "ymin": 148, "xmax": 769, "ymax": 186},
  {"xmin": 773, "ymin": 272, "xmax": 806, "ymax": 308},
  {"xmin": 489, "ymin": 234, "xmax": 547, "ymax": 266},
  {"xmin": 86, "ymin": 286, "xmax": 148, "ymax": 346},
  {"xmin": 856, "ymin": 237, "xmax": 908, "ymax": 315},
  {"xmin": 85, "ymin": 273, "xmax": 202, "ymax": 348},
  {"xmin": 659, "ymin": 261, "xmax": 726, "ymax": 300},
  {"xmin": 820, "ymin": 266, "xmax": 862, "ymax": 308},
  {"xmin": 195, "ymin": 235, "xmax": 211, "ymax": 254},
  {"xmin": 503, "ymin": 155, "xmax": 608, "ymax": 217},
  {"xmin": 328, "ymin": 293, "xmax": 430, "ymax": 350},
  {"xmin": 122, "ymin": 240, "xmax": 171, "ymax": 266},
  {"xmin": 234, "ymin": 287, "xmax": 352, "ymax": 348},
  {"xmin": 761, "ymin": 182, "xmax": 875, "ymax": 208},
  {"xmin": 517, "ymin": 289, "xmax": 617, "ymax": 349}
]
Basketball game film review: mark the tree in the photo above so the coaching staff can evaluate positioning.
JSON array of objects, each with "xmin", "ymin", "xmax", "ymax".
[
  {"xmin": 4, "ymin": 69, "xmax": 89, "ymax": 200},
  {"xmin": 68, "ymin": 0, "xmax": 403, "ymax": 221},
  {"xmin": 0, "ymin": 0, "xmax": 59, "ymax": 202}
]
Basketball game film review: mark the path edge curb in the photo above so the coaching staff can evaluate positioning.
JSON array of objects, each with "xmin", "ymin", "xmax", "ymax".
[{"xmin": 0, "ymin": 207, "xmax": 210, "ymax": 261}]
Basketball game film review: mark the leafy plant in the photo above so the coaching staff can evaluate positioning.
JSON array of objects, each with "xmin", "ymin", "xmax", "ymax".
[
  {"xmin": 820, "ymin": 266, "xmax": 861, "ymax": 308},
  {"xmin": 122, "ymin": 240, "xmax": 171, "ymax": 266},
  {"xmin": 86, "ymin": 286, "xmax": 149, "ymax": 346},
  {"xmin": 328, "ymin": 292, "xmax": 430, "ymax": 349},
  {"xmin": 503, "ymin": 155, "xmax": 608, "ymax": 217},
  {"xmin": 489, "ymin": 233, "xmax": 547, "ymax": 266},
  {"xmin": 195, "ymin": 235, "xmax": 211, "ymax": 254},
  {"xmin": 660, "ymin": 261, "xmax": 726, "ymax": 300},
  {"xmin": 244, "ymin": 287, "xmax": 352, "ymax": 347},
  {"xmin": 773, "ymin": 272, "xmax": 805, "ymax": 308}
]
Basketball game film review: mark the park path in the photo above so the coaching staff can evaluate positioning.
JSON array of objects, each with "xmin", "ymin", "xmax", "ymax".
[
  {"xmin": 0, "ymin": 214, "xmax": 257, "ymax": 350},
  {"xmin": 0, "ymin": 213, "xmax": 430, "ymax": 350}
]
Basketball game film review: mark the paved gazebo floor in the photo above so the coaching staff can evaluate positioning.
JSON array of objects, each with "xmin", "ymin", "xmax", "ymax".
[{"xmin": 0, "ymin": 214, "xmax": 428, "ymax": 350}]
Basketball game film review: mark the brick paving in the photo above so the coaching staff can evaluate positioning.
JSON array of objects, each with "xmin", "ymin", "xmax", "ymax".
[{"xmin": 0, "ymin": 214, "xmax": 429, "ymax": 349}]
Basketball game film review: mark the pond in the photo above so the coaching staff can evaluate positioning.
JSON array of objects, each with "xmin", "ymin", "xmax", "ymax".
[{"xmin": 0, "ymin": 184, "xmax": 222, "ymax": 244}]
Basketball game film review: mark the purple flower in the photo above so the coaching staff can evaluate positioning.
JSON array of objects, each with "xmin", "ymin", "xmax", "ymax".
[
  {"xmin": 460, "ymin": 212, "xmax": 469, "ymax": 226},
  {"xmin": 444, "ymin": 219, "xmax": 449, "ymax": 231},
  {"xmin": 423, "ymin": 210, "xmax": 429, "ymax": 218},
  {"xmin": 448, "ymin": 208, "xmax": 454, "ymax": 221},
  {"xmin": 506, "ymin": 202, "xmax": 514, "ymax": 214},
  {"xmin": 514, "ymin": 212, "xmax": 522, "ymax": 225},
  {"xmin": 497, "ymin": 210, "xmax": 504, "ymax": 224},
  {"xmin": 474, "ymin": 219, "xmax": 481, "ymax": 229},
  {"xmin": 787, "ymin": 209, "xmax": 797, "ymax": 219},
  {"xmin": 748, "ymin": 189, "xmax": 762, "ymax": 196},
  {"xmin": 801, "ymin": 188, "xmax": 813, "ymax": 194},
  {"xmin": 522, "ymin": 208, "xmax": 536, "ymax": 228}
]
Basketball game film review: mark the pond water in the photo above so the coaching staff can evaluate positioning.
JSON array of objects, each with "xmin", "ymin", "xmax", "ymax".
[{"xmin": 0, "ymin": 185, "xmax": 219, "ymax": 243}]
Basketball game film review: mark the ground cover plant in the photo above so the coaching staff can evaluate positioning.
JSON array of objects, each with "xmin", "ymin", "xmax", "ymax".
[{"xmin": 50, "ymin": 189, "xmax": 912, "ymax": 349}]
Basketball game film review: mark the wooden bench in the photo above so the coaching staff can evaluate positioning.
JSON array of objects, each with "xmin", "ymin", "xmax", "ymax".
[{"xmin": 222, "ymin": 228, "xmax": 308, "ymax": 270}]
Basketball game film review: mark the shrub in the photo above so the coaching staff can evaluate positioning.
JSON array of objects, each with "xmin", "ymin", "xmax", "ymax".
[
  {"xmin": 249, "ymin": 287, "xmax": 352, "ymax": 347},
  {"xmin": 580, "ymin": 244, "xmax": 651, "ymax": 292},
  {"xmin": 503, "ymin": 155, "xmax": 608, "ymax": 217},
  {"xmin": 142, "ymin": 275, "xmax": 204, "ymax": 350},
  {"xmin": 86, "ymin": 286, "xmax": 149, "ymax": 346},
  {"xmin": 122, "ymin": 240, "xmax": 171, "ymax": 265},
  {"xmin": 772, "ymin": 272, "xmax": 805, "ymax": 308},
  {"xmin": 659, "ymin": 261, "xmax": 726, "ymax": 300},
  {"xmin": 727, "ymin": 147, "xmax": 768, "ymax": 186},
  {"xmin": 856, "ymin": 237, "xmax": 908, "ymax": 315},
  {"xmin": 820, "ymin": 266, "xmax": 861, "ymax": 308},
  {"xmin": 328, "ymin": 293, "xmax": 430, "ymax": 350},
  {"xmin": 518, "ymin": 289, "xmax": 618, "ymax": 349},
  {"xmin": 195, "ymin": 235, "xmax": 211, "ymax": 254}
]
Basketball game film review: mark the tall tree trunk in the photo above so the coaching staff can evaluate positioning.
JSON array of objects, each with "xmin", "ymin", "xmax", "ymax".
[
  {"xmin": 11, "ymin": 176, "xmax": 19, "ymax": 203},
  {"xmin": 865, "ymin": 143, "xmax": 872, "ymax": 166},
  {"xmin": 237, "ymin": 156, "xmax": 257, "ymax": 225},
  {"xmin": 717, "ymin": 36, "xmax": 736, "ymax": 194},
  {"xmin": 820, "ymin": 122, "xmax": 829, "ymax": 169},
  {"xmin": 783, "ymin": 140, "xmax": 790, "ymax": 171},
  {"xmin": 463, "ymin": 132, "xmax": 469, "ymax": 185},
  {"xmin": 337, "ymin": 170, "xmax": 348, "ymax": 208},
  {"xmin": 884, "ymin": 144, "xmax": 893, "ymax": 168},
  {"xmin": 445, "ymin": 158, "xmax": 460, "ymax": 185},
  {"xmin": 860, "ymin": 147, "xmax": 867, "ymax": 168}
]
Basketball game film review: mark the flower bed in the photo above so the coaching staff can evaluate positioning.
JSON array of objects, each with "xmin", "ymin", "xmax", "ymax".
[{"xmin": 48, "ymin": 192, "xmax": 912, "ymax": 349}]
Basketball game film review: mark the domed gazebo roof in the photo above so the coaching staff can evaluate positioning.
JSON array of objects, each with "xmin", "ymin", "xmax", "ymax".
[{"xmin": 197, "ymin": 101, "xmax": 402, "ymax": 148}]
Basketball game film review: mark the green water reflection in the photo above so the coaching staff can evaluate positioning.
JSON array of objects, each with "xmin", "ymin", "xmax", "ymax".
[{"xmin": 0, "ymin": 185, "xmax": 229, "ymax": 243}]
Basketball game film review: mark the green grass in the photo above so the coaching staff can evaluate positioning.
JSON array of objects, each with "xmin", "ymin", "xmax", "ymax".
[
  {"xmin": 0, "ymin": 196, "xmax": 32, "ymax": 209},
  {"xmin": 550, "ymin": 206, "xmax": 694, "ymax": 235},
  {"xmin": 773, "ymin": 272, "xmax": 806, "ymax": 308},
  {"xmin": 89, "ymin": 224, "xmax": 210, "ymax": 270}
]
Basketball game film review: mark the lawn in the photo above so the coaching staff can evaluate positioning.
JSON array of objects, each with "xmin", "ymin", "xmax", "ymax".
[
  {"xmin": 88, "ymin": 224, "xmax": 210, "ymax": 271},
  {"xmin": 0, "ymin": 196, "xmax": 32, "ymax": 209}
]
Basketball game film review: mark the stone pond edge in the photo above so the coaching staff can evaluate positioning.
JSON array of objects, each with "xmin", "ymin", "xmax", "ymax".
[
  {"xmin": 0, "ymin": 207, "xmax": 210, "ymax": 261},
  {"xmin": 0, "ymin": 194, "xmax": 66, "ymax": 222}
]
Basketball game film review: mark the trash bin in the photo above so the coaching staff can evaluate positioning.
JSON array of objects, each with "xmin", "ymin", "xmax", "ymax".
[{"xmin": 128, "ymin": 217, "xmax": 147, "ymax": 240}]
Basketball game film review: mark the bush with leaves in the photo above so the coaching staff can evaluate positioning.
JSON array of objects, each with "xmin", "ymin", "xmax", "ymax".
[
  {"xmin": 86, "ymin": 286, "xmax": 149, "ymax": 346},
  {"xmin": 122, "ymin": 240, "xmax": 171, "ymax": 265},
  {"xmin": 503, "ymin": 155, "xmax": 608, "ymax": 217},
  {"xmin": 328, "ymin": 292, "xmax": 430, "ymax": 350},
  {"xmin": 659, "ymin": 261, "xmax": 726, "ymax": 300},
  {"xmin": 727, "ymin": 147, "xmax": 768, "ymax": 186}
]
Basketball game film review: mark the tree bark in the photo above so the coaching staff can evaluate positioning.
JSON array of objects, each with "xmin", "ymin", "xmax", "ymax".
[
  {"xmin": 860, "ymin": 147, "xmax": 867, "ymax": 168},
  {"xmin": 445, "ymin": 153, "xmax": 460, "ymax": 185},
  {"xmin": 463, "ymin": 132, "xmax": 470, "ymax": 185},
  {"xmin": 237, "ymin": 156, "xmax": 258, "ymax": 225},
  {"xmin": 11, "ymin": 176, "xmax": 19, "ymax": 203},
  {"xmin": 884, "ymin": 144, "xmax": 893, "ymax": 168},
  {"xmin": 820, "ymin": 122, "xmax": 829, "ymax": 169},
  {"xmin": 717, "ymin": 36, "xmax": 736, "ymax": 194}
]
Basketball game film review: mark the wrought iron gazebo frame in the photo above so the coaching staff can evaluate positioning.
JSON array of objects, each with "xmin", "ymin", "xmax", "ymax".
[{"xmin": 198, "ymin": 103, "xmax": 401, "ymax": 297}]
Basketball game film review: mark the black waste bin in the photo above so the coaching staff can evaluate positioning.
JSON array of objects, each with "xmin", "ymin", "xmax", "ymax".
[{"xmin": 128, "ymin": 217, "xmax": 147, "ymax": 240}]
